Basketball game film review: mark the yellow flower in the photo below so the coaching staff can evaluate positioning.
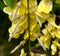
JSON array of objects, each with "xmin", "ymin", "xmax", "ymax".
[
  {"xmin": 20, "ymin": 48, "xmax": 27, "ymax": 56},
  {"xmin": 8, "ymin": 24, "xmax": 24, "ymax": 39},
  {"xmin": 8, "ymin": 15, "xmax": 28, "ymax": 39},
  {"xmin": 37, "ymin": 0, "xmax": 53, "ymax": 13},
  {"xmin": 42, "ymin": 29, "xmax": 48, "ymax": 35},
  {"xmin": 47, "ymin": 14, "xmax": 60, "ymax": 28},
  {"xmin": 3, "ymin": 7, "xmax": 14, "ymax": 15},
  {"xmin": 30, "ymin": 51, "xmax": 35, "ymax": 56},
  {"xmin": 24, "ymin": 24, "xmax": 40, "ymax": 41},
  {"xmin": 36, "ymin": 0, "xmax": 52, "ymax": 21},
  {"xmin": 51, "ymin": 44, "xmax": 57, "ymax": 55},
  {"xmin": 53, "ymin": 39, "xmax": 60, "ymax": 48},
  {"xmin": 17, "ymin": 5, "xmax": 26, "ymax": 15},
  {"xmin": 21, "ymin": 0, "xmax": 35, "ymax": 8},
  {"xmin": 59, "ymin": 51, "xmax": 60, "ymax": 56},
  {"xmin": 36, "ymin": 12, "xmax": 50, "ymax": 19},
  {"xmin": 51, "ymin": 39, "xmax": 60, "ymax": 55},
  {"xmin": 40, "ymin": 34, "xmax": 51, "ymax": 49},
  {"xmin": 52, "ymin": 28, "xmax": 60, "ymax": 39}
]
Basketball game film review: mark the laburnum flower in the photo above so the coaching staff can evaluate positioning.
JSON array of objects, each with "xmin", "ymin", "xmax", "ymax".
[
  {"xmin": 47, "ymin": 14, "xmax": 60, "ymax": 28},
  {"xmin": 51, "ymin": 39, "xmax": 60, "ymax": 55},
  {"xmin": 36, "ymin": 0, "xmax": 52, "ymax": 17},
  {"xmin": 39, "ymin": 21, "xmax": 60, "ymax": 53},
  {"xmin": 37, "ymin": 0, "xmax": 53, "ymax": 13},
  {"xmin": 47, "ymin": 14, "xmax": 60, "ymax": 39},
  {"xmin": 51, "ymin": 44, "xmax": 57, "ymax": 55},
  {"xmin": 3, "ymin": 0, "xmax": 40, "ymax": 41},
  {"xmin": 3, "ymin": 1, "xmax": 48, "ymax": 55},
  {"xmin": 53, "ymin": 39, "xmax": 60, "ymax": 49},
  {"xmin": 30, "ymin": 51, "xmax": 46, "ymax": 56},
  {"xmin": 3, "ymin": 0, "xmax": 60, "ymax": 56},
  {"xmin": 35, "ymin": 0, "xmax": 53, "ymax": 24},
  {"xmin": 43, "ymin": 22, "xmax": 60, "ymax": 55},
  {"xmin": 45, "ymin": 23, "xmax": 55, "ymax": 38},
  {"xmin": 20, "ymin": 48, "xmax": 27, "ymax": 56},
  {"xmin": 40, "ymin": 31, "xmax": 51, "ymax": 49},
  {"xmin": 24, "ymin": 23, "xmax": 40, "ymax": 41},
  {"xmin": 59, "ymin": 51, "xmax": 60, "ymax": 56},
  {"xmin": 8, "ymin": 15, "xmax": 28, "ymax": 39},
  {"xmin": 52, "ymin": 28, "xmax": 60, "ymax": 39}
]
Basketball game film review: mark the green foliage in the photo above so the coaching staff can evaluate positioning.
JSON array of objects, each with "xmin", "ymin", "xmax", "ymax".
[
  {"xmin": 3, "ymin": 0, "xmax": 16, "ymax": 8},
  {"xmin": 53, "ymin": 2, "xmax": 60, "ymax": 15},
  {"xmin": 0, "ymin": 0, "xmax": 5, "ymax": 10}
]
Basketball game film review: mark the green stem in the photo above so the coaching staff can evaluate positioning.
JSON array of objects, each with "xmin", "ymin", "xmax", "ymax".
[{"xmin": 27, "ymin": 0, "xmax": 30, "ymax": 56}]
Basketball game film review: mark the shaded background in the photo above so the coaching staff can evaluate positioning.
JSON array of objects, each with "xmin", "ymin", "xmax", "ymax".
[{"xmin": 0, "ymin": 10, "xmax": 21, "ymax": 56}]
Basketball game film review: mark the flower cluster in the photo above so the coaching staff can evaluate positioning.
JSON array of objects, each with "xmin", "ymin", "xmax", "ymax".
[{"xmin": 3, "ymin": 0, "xmax": 60, "ymax": 56}]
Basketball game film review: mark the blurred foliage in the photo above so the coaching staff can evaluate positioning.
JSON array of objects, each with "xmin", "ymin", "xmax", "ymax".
[
  {"xmin": 3, "ymin": 0, "xmax": 17, "ymax": 8},
  {"xmin": 0, "ymin": 0, "xmax": 5, "ymax": 10}
]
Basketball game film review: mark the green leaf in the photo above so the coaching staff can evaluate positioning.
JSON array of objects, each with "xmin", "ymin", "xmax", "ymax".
[
  {"xmin": 4, "ymin": 0, "xmax": 16, "ymax": 8},
  {"xmin": 0, "ymin": 0, "xmax": 5, "ymax": 10},
  {"xmin": 53, "ymin": 2, "xmax": 60, "ymax": 15}
]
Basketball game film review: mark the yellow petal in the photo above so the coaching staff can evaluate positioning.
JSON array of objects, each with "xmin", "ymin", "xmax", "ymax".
[
  {"xmin": 42, "ymin": 29, "xmax": 48, "ymax": 35},
  {"xmin": 37, "ymin": 0, "xmax": 52, "ymax": 13},
  {"xmin": 30, "ymin": 14, "xmax": 37, "ymax": 31},
  {"xmin": 40, "ymin": 36, "xmax": 45, "ymax": 42},
  {"xmin": 45, "ymin": 23, "xmax": 53, "ymax": 32},
  {"xmin": 32, "ymin": 24, "xmax": 40, "ymax": 34},
  {"xmin": 21, "ymin": 0, "xmax": 34, "ymax": 8},
  {"xmin": 20, "ymin": 48, "xmax": 27, "ymax": 56},
  {"xmin": 51, "ymin": 44, "xmax": 57, "ymax": 55},
  {"xmin": 52, "ymin": 28, "xmax": 60, "ymax": 39},
  {"xmin": 13, "ymin": 33, "xmax": 20, "ymax": 38},
  {"xmin": 9, "ymin": 15, "xmax": 20, "ymax": 22},
  {"xmin": 24, "ymin": 30, "xmax": 29, "ymax": 40},
  {"xmin": 30, "ymin": 34, "xmax": 36, "ymax": 41},
  {"xmin": 8, "ymin": 24, "xmax": 16, "ymax": 33},
  {"xmin": 44, "ymin": 38, "xmax": 51, "ymax": 49},
  {"xmin": 39, "ymin": 17, "xmax": 46, "ymax": 23},
  {"xmin": 53, "ymin": 40, "xmax": 60, "ymax": 48},
  {"xmin": 14, "ymin": 16, "xmax": 28, "ymax": 31},
  {"xmin": 40, "ymin": 34, "xmax": 51, "ymax": 49},
  {"xmin": 30, "ymin": 51, "xmax": 35, "ymax": 56},
  {"xmin": 17, "ymin": 5, "xmax": 26, "ymax": 15},
  {"xmin": 8, "ymin": 24, "xmax": 24, "ymax": 38},
  {"xmin": 3, "ymin": 7, "xmax": 14, "ymax": 15},
  {"xmin": 36, "ymin": 12, "xmax": 50, "ymax": 19},
  {"xmin": 45, "ymin": 23, "xmax": 55, "ymax": 38},
  {"xmin": 47, "ymin": 14, "xmax": 60, "ymax": 28}
]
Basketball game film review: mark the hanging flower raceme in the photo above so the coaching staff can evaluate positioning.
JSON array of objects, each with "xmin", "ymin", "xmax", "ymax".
[
  {"xmin": 3, "ymin": 0, "xmax": 60, "ymax": 56},
  {"xmin": 3, "ymin": 0, "xmax": 39, "ymax": 41}
]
